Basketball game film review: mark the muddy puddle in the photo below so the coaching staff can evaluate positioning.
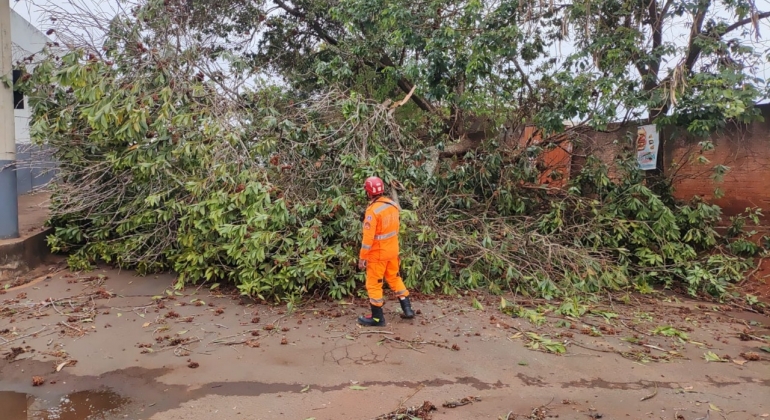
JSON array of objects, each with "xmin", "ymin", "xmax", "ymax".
[{"xmin": 0, "ymin": 389, "xmax": 128, "ymax": 420}]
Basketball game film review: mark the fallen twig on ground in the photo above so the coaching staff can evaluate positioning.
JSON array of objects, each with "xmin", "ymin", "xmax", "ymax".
[
  {"xmin": 379, "ymin": 336, "xmax": 426, "ymax": 353},
  {"xmin": 0, "ymin": 327, "xmax": 49, "ymax": 347},
  {"xmin": 373, "ymin": 400, "xmax": 437, "ymax": 420},
  {"xmin": 641, "ymin": 382, "xmax": 658, "ymax": 401},
  {"xmin": 156, "ymin": 337, "xmax": 202, "ymax": 352},
  {"xmin": 567, "ymin": 340, "xmax": 616, "ymax": 353},
  {"xmin": 443, "ymin": 396, "xmax": 481, "ymax": 408},
  {"xmin": 398, "ymin": 384, "xmax": 425, "ymax": 411},
  {"xmin": 59, "ymin": 321, "xmax": 84, "ymax": 335}
]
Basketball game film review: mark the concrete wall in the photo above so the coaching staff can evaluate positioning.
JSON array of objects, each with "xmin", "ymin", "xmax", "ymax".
[{"xmin": 10, "ymin": 9, "xmax": 55, "ymax": 194}]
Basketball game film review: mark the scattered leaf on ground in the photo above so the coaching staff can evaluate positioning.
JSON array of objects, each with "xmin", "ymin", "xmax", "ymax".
[
  {"xmin": 760, "ymin": 346, "xmax": 770, "ymax": 353},
  {"xmin": 652, "ymin": 326, "xmax": 688, "ymax": 340},
  {"xmin": 117, "ymin": 313, "xmax": 122, "ymax": 317},
  {"xmin": 301, "ymin": 385, "xmax": 310, "ymax": 393},
  {"xmin": 177, "ymin": 330, "xmax": 188, "ymax": 335},
  {"xmin": 709, "ymin": 403, "xmax": 721, "ymax": 412},
  {"xmin": 704, "ymin": 351, "xmax": 727, "ymax": 362},
  {"xmin": 526, "ymin": 332, "xmax": 566, "ymax": 354},
  {"xmin": 142, "ymin": 322, "xmax": 151, "ymax": 328},
  {"xmin": 349, "ymin": 385, "xmax": 368, "ymax": 390},
  {"xmin": 472, "ymin": 297, "xmax": 483, "ymax": 310},
  {"xmin": 518, "ymin": 361, "xmax": 528, "ymax": 366}
]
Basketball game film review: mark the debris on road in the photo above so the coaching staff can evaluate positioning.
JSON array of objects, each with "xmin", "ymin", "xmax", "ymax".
[
  {"xmin": 374, "ymin": 401, "xmax": 437, "ymax": 420},
  {"xmin": 3, "ymin": 347, "xmax": 24, "ymax": 361},
  {"xmin": 443, "ymin": 396, "xmax": 482, "ymax": 408}
]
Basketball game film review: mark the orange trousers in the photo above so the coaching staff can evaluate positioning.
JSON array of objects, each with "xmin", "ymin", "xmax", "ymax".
[{"xmin": 365, "ymin": 259, "xmax": 409, "ymax": 307}]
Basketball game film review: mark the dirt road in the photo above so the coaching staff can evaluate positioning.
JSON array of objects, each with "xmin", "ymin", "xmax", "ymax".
[{"xmin": 1, "ymin": 265, "xmax": 769, "ymax": 419}]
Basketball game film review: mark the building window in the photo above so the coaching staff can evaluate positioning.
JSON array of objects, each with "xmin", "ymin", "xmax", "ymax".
[{"xmin": 12, "ymin": 70, "xmax": 24, "ymax": 110}]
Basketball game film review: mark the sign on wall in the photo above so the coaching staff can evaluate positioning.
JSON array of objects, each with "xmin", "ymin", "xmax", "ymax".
[{"xmin": 636, "ymin": 124, "xmax": 659, "ymax": 171}]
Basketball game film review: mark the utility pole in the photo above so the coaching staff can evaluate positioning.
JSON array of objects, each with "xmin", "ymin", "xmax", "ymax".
[{"xmin": 0, "ymin": 0, "xmax": 19, "ymax": 240}]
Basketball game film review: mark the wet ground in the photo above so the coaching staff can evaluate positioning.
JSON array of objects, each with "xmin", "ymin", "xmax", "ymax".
[{"xmin": 1, "ymin": 266, "xmax": 769, "ymax": 419}]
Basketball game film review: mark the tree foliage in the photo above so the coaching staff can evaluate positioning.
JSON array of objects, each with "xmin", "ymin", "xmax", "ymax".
[
  {"xmin": 17, "ymin": 0, "xmax": 770, "ymax": 301},
  {"xmin": 176, "ymin": 0, "xmax": 770, "ymax": 139}
]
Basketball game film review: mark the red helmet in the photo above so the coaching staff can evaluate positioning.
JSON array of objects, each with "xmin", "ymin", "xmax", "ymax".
[{"xmin": 364, "ymin": 176, "xmax": 384, "ymax": 198}]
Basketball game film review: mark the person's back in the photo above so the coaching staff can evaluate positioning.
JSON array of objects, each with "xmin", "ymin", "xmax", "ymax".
[
  {"xmin": 362, "ymin": 196, "xmax": 400, "ymax": 262},
  {"xmin": 357, "ymin": 177, "xmax": 415, "ymax": 326}
]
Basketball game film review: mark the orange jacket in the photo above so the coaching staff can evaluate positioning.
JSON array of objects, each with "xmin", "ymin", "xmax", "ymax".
[{"xmin": 359, "ymin": 197, "xmax": 400, "ymax": 262}]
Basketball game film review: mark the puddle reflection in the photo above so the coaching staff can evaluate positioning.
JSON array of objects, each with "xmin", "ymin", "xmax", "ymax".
[{"xmin": 0, "ymin": 389, "xmax": 128, "ymax": 420}]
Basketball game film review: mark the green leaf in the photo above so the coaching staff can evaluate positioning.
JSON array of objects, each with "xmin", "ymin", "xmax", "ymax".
[
  {"xmin": 525, "ymin": 332, "xmax": 566, "ymax": 354},
  {"xmin": 760, "ymin": 346, "xmax": 770, "ymax": 353},
  {"xmin": 652, "ymin": 326, "xmax": 688, "ymax": 340},
  {"xmin": 472, "ymin": 297, "xmax": 484, "ymax": 310},
  {"xmin": 0, "ymin": 75, "xmax": 11, "ymax": 88},
  {"xmin": 349, "ymin": 385, "xmax": 368, "ymax": 390},
  {"xmin": 301, "ymin": 385, "xmax": 310, "ymax": 393},
  {"xmin": 518, "ymin": 361, "xmax": 528, "ymax": 366},
  {"xmin": 704, "ymin": 351, "xmax": 726, "ymax": 362}
]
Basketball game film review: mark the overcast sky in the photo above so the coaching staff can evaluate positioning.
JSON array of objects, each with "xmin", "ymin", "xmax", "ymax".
[{"xmin": 10, "ymin": 0, "xmax": 120, "ymax": 28}]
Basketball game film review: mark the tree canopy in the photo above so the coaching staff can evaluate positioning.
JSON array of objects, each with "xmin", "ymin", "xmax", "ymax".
[{"xmin": 174, "ymin": 0, "xmax": 770, "ymax": 139}]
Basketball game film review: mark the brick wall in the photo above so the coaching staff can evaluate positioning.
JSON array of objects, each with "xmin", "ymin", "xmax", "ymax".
[
  {"xmin": 662, "ymin": 105, "xmax": 770, "ymax": 218},
  {"xmin": 530, "ymin": 104, "xmax": 770, "ymax": 218},
  {"xmin": 570, "ymin": 125, "xmax": 636, "ymax": 181}
]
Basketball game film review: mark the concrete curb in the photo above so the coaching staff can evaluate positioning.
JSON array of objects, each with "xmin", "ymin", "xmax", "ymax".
[{"xmin": 0, "ymin": 227, "xmax": 53, "ymax": 282}]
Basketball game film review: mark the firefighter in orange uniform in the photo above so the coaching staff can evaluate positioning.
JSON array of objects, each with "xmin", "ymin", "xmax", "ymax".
[{"xmin": 357, "ymin": 176, "xmax": 415, "ymax": 326}]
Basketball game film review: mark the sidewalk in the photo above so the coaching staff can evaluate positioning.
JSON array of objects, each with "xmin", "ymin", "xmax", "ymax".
[{"xmin": 0, "ymin": 191, "xmax": 52, "ymax": 282}]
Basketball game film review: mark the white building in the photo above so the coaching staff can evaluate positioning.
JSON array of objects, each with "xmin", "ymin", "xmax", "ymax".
[{"xmin": 9, "ymin": 8, "xmax": 53, "ymax": 194}]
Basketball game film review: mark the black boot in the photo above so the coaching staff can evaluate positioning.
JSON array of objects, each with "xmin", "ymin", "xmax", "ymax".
[
  {"xmin": 399, "ymin": 297, "xmax": 415, "ymax": 319},
  {"xmin": 357, "ymin": 304, "xmax": 386, "ymax": 327}
]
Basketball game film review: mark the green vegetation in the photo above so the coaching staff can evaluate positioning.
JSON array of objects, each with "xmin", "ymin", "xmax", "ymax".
[{"xmin": 17, "ymin": 0, "xmax": 770, "ymax": 302}]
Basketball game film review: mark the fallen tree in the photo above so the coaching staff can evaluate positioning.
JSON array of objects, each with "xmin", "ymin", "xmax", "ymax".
[{"xmin": 16, "ymin": 0, "xmax": 767, "ymax": 302}]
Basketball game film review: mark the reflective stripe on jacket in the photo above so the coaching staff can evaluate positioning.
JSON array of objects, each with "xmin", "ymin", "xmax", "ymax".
[{"xmin": 359, "ymin": 197, "xmax": 400, "ymax": 262}]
